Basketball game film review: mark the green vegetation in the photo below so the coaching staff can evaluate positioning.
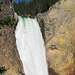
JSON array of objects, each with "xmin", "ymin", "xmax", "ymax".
[
  {"xmin": 14, "ymin": 0, "xmax": 59, "ymax": 17},
  {"xmin": 0, "ymin": 66, "xmax": 10, "ymax": 75},
  {"xmin": 0, "ymin": 16, "xmax": 16, "ymax": 27}
]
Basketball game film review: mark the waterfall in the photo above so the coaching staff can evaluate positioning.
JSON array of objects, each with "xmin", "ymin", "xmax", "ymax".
[{"xmin": 15, "ymin": 16, "xmax": 49, "ymax": 75}]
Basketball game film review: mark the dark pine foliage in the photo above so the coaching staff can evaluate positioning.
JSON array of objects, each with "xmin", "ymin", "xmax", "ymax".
[
  {"xmin": 0, "ymin": 66, "xmax": 9, "ymax": 75},
  {"xmin": 0, "ymin": 16, "xmax": 16, "ymax": 27},
  {"xmin": 14, "ymin": 0, "xmax": 59, "ymax": 17}
]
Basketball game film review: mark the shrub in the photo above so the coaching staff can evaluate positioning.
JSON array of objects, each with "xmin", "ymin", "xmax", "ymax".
[
  {"xmin": 0, "ymin": 16, "xmax": 16, "ymax": 27},
  {"xmin": 0, "ymin": 66, "xmax": 10, "ymax": 75}
]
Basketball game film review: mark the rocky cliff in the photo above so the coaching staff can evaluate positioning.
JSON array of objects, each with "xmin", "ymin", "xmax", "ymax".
[
  {"xmin": 37, "ymin": 0, "xmax": 75, "ymax": 75},
  {"xmin": 0, "ymin": 0, "xmax": 14, "ymax": 19},
  {"xmin": 0, "ymin": 26, "xmax": 24, "ymax": 75}
]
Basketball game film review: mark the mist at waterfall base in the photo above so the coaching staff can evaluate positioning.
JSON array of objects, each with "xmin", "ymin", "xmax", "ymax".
[{"xmin": 15, "ymin": 16, "xmax": 49, "ymax": 75}]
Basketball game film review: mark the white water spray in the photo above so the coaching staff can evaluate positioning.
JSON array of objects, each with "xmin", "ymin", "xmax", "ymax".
[{"xmin": 15, "ymin": 16, "xmax": 49, "ymax": 75}]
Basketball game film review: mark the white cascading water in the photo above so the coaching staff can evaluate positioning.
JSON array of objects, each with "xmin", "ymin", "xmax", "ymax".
[{"xmin": 15, "ymin": 16, "xmax": 49, "ymax": 75}]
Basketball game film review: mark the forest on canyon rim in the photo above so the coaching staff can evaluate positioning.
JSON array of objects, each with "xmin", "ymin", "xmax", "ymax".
[{"xmin": 14, "ymin": 0, "xmax": 59, "ymax": 16}]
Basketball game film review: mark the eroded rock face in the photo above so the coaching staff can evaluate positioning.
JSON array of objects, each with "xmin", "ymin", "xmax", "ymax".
[
  {"xmin": 0, "ymin": 26, "xmax": 24, "ymax": 75},
  {"xmin": 37, "ymin": 0, "xmax": 75, "ymax": 75},
  {"xmin": 0, "ymin": 0, "xmax": 14, "ymax": 19}
]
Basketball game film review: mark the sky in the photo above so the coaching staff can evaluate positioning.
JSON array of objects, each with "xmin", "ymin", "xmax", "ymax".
[{"xmin": 14, "ymin": 0, "xmax": 30, "ymax": 3}]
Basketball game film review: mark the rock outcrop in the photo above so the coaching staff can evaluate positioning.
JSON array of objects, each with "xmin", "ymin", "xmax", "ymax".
[
  {"xmin": 0, "ymin": 0, "xmax": 14, "ymax": 19},
  {"xmin": 37, "ymin": 0, "xmax": 75, "ymax": 75},
  {"xmin": 0, "ymin": 26, "xmax": 24, "ymax": 75}
]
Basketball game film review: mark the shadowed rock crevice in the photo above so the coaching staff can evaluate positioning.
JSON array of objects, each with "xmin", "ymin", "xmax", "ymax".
[{"xmin": 48, "ymin": 68, "xmax": 59, "ymax": 75}]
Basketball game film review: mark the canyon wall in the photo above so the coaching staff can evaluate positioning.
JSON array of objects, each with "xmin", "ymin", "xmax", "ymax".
[{"xmin": 37, "ymin": 0, "xmax": 75, "ymax": 75}]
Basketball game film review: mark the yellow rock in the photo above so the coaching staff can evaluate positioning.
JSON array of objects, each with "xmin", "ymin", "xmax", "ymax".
[{"xmin": 37, "ymin": 0, "xmax": 75, "ymax": 75}]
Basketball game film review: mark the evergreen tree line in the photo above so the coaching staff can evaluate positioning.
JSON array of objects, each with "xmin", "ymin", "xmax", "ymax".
[{"xmin": 14, "ymin": 0, "xmax": 59, "ymax": 17}]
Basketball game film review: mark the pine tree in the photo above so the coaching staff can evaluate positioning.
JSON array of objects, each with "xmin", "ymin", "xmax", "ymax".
[{"xmin": 14, "ymin": 0, "xmax": 59, "ymax": 16}]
